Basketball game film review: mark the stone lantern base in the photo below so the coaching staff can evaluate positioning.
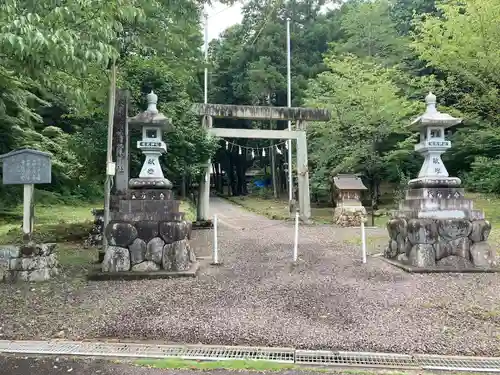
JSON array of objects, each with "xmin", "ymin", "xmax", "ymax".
[
  {"xmin": 129, "ymin": 177, "xmax": 173, "ymax": 189},
  {"xmin": 90, "ymin": 189, "xmax": 198, "ymax": 280},
  {"xmin": 333, "ymin": 206, "xmax": 366, "ymax": 227},
  {"xmin": 384, "ymin": 186, "xmax": 498, "ymax": 271}
]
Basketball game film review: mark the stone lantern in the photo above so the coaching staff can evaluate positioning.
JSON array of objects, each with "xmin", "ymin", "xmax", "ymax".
[
  {"xmin": 384, "ymin": 93, "xmax": 497, "ymax": 271},
  {"xmin": 408, "ymin": 92, "xmax": 462, "ymax": 190},
  {"xmin": 98, "ymin": 91, "xmax": 197, "ymax": 279},
  {"xmin": 128, "ymin": 91, "xmax": 173, "ymax": 189}
]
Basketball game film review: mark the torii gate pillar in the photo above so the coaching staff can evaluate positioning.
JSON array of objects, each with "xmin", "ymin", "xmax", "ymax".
[
  {"xmin": 296, "ymin": 121, "xmax": 311, "ymax": 221},
  {"xmin": 197, "ymin": 115, "xmax": 212, "ymax": 222}
]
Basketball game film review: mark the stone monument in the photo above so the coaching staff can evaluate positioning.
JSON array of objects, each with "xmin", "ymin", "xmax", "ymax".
[
  {"xmin": 333, "ymin": 174, "xmax": 367, "ymax": 227},
  {"xmin": 384, "ymin": 93, "xmax": 497, "ymax": 270},
  {"xmin": 97, "ymin": 91, "xmax": 197, "ymax": 278},
  {"xmin": 0, "ymin": 149, "xmax": 59, "ymax": 282},
  {"xmin": 89, "ymin": 89, "xmax": 128, "ymax": 261}
]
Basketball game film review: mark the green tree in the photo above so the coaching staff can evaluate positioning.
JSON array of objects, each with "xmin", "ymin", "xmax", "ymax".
[
  {"xmin": 412, "ymin": 0, "xmax": 500, "ymax": 123},
  {"xmin": 333, "ymin": 0, "xmax": 408, "ymax": 66},
  {"xmin": 305, "ymin": 54, "xmax": 417, "ymax": 203},
  {"xmin": 412, "ymin": 0, "xmax": 500, "ymax": 182},
  {"xmin": 0, "ymin": 0, "xmax": 220, "ymax": 204}
]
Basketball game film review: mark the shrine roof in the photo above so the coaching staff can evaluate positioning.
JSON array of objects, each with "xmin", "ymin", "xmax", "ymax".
[{"xmin": 333, "ymin": 174, "xmax": 367, "ymax": 190}]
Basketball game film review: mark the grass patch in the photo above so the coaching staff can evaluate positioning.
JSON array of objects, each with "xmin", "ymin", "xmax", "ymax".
[
  {"xmin": 226, "ymin": 196, "xmax": 291, "ymax": 220},
  {"xmin": 181, "ymin": 199, "xmax": 196, "ymax": 222},
  {"xmin": 0, "ymin": 198, "xmax": 195, "ymax": 245},
  {"xmin": 57, "ymin": 242, "xmax": 96, "ymax": 270},
  {"xmin": 466, "ymin": 193, "xmax": 500, "ymax": 253},
  {"xmin": 225, "ymin": 195, "xmax": 388, "ymax": 226},
  {"xmin": 133, "ymin": 358, "xmax": 463, "ymax": 375},
  {"xmin": 134, "ymin": 358, "xmax": 297, "ymax": 371},
  {"xmin": 0, "ymin": 201, "xmax": 97, "ymax": 245}
]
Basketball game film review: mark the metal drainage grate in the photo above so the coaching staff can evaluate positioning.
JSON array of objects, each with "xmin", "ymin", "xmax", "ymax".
[
  {"xmin": 295, "ymin": 350, "xmax": 417, "ymax": 369},
  {"xmin": 0, "ymin": 340, "xmax": 499, "ymax": 372},
  {"xmin": 0, "ymin": 340, "xmax": 294, "ymax": 363},
  {"xmin": 414, "ymin": 354, "xmax": 500, "ymax": 372},
  {"xmin": 297, "ymin": 350, "xmax": 500, "ymax": 372}
]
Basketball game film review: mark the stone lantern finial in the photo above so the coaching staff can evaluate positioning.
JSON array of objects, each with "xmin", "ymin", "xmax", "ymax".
[
  {"xmin": 146, "ymin": 91, "xmax": 158, "ymax": 114},
  {"xmin": 425, "ymin": 92, "xmax": 437, "ymax": 113}
]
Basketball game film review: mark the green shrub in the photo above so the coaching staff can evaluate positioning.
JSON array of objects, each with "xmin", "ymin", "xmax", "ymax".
[{"xmin": 464, "ymin": 156, "xmax": 500, "ymax": 194}]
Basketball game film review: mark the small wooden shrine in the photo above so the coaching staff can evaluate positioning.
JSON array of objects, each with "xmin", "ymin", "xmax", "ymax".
[{"xmin": 333, "ymin": 174, "xmax": 367, "ymax": 227}]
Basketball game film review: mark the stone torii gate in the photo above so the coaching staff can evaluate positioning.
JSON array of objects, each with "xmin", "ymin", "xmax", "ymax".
[{"xmin": 191, "ymin": 103, "xmax": 331, "ymax": 222}]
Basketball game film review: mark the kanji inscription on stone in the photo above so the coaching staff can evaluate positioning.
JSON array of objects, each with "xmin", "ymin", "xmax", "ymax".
[{"xmin": 0, "ymin": 149, "xmax": 52, "ymax": 185}]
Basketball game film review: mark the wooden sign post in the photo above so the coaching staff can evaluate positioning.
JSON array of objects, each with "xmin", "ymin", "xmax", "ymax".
[{"xmin": 0, "ymin": 149, "xmax": 52, "ymax": 242}]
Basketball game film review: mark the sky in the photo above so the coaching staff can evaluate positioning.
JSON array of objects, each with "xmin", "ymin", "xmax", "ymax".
[
  {"xmin": 202, "ymin": 1, "xmax": 339, "ymax": 42},
  {"xmin": 204, "ymin": 1, "xmax": 244, "ymax": 42}
]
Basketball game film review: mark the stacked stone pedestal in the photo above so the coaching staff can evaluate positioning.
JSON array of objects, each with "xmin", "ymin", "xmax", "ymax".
[
  {"xmin": 333, "ymin": 206, "xmax": 366, "ymax": 227},
  {"xmin": 0, "ymin": 243, "xmax": 59, "ymax": 282},
  {"xmin": 102, "ymin": 189, "xmax": 195, "ymax": 274},
  {"xmin": 385, "ymin": 186, "xmax": 497, "ymax": 270}
]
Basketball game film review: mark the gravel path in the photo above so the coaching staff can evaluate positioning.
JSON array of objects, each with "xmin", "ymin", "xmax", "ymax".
[{"xmin": 1, "ymin": 197, "xmax": 500, "ymax": 356}]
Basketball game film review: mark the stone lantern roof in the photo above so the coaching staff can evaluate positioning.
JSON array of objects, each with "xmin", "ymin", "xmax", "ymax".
[
  {"xmin": 129, "ymin": 91, "xmax": 174, "ymax": 131},
  {"xmin": 410, "ymin": 92, "xmax": 462, "ymax": 130}
]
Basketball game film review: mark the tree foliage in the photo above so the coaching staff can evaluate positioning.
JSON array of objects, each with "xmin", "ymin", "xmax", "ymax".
[
  {"xmin": 305, "ymin": 55, "xmax": 417, "ymax": 198},
  {"xmin": 0, "ymin": 0, "xmax": 216, "ymax": 205},
  {"xmin": 208, "ymin": 0, "xmax": 500, "ymax": 201},
  {"xmin": 2, "ymin": 0, "xmax": 500, "ymax": 206}
]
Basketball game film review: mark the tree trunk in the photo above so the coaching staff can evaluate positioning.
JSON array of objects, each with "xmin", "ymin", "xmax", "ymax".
[
  {"xmin": 235, "ymin": 155, "xmax": 245, "ymax": 196},
  {"xmin": 180, "ymin": 173, "xmax": 186, "ymax": 198},
  {"xmin": 228, "ymin": 156, "xmax": 235, "ymax": 196},
  {"xmin": 277, "ymin": 161, "xmax": 282, "ymax": 196},
  {"xmin": 369, "ymin": 177, "xmax": 377, "ymax": 227},
  {"xmin": 219, "ymin": 164, "xmax": 225, "ymax": 195}
]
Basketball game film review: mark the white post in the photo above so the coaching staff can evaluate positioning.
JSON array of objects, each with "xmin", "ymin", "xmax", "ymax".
[
  {"xmin": 286, "ymin": 17, "xmax": 293, "ymax": 203},
  {"xmin": 204, "ymin": 10, "xmax": 209, "ymax": 105},
  {"xmin": 23, "ymin": 184, "xmax": 34, "ymax": 241},
  {"xmin": 212, "ymin": 213, "xmax": 219, "ymax": 264},
  {"xmin": 293, "ymin": 211, "xmax": 299, "ymax": 262},
  {"xmin": 361, "ymin": 219, "xmax": 367, "ymax": 264}
]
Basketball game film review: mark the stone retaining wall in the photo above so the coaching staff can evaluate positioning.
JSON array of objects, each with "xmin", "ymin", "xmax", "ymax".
[
  {"xmin": 386, "ymin": 217, "xmax": 497, "ymax": 269},
  {"xmin": 0, "ymin": 243, "xmax": 59, "ymax": 282}
]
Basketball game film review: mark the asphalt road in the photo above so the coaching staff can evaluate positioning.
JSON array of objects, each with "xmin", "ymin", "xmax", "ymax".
[{"xmin": 0, "ymin": 355, "xmax": 360, "ymax": 375}]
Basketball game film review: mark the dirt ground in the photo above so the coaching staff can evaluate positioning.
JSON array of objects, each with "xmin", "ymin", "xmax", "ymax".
[{"xmin": 0, "ymin": 198, "xmax": 499, "ymax": 356}]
